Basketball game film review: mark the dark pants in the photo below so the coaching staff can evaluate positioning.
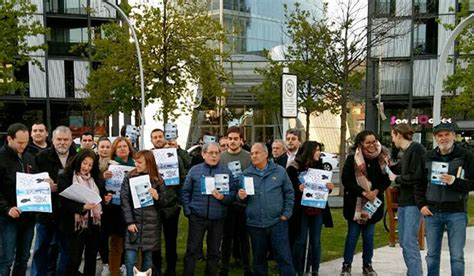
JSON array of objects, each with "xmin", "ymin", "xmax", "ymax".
[
  {"xmin": 153, "ymin": 207, "xmax": 180, "ymax": 274},
  {"xmin": 30, "ymin": 222, "xmax": 63, "ymax": 276},
  {"xmin": 247, "ymin": 220, "xmax": 295, "ymax": 276},
  {"xmin": 57, "ymin": 225, "xmax": 100, "ymax": 276},
  {"xmin": 0, "ymin": 216, "xmax": 35, "ymax": 276},
  {"xmin": 220, "ymin": 205, "xmax": 251, "ymax": 274},
  {"xmin": 183, "ymin": 214, "xmax": 224, "ymax": 276},
  {"xmin": 98, "ymin": 223, "xmax": 109, "ymax": 264}
]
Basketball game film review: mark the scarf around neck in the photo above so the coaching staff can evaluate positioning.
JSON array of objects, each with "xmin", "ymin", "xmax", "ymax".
[
  {"xmin": 353, "ymin": 141, "xmax": 389, "ymax": 224},
  {"xmin": 73, "ymin": 172, "xmax": 102, "ymax": 230}
]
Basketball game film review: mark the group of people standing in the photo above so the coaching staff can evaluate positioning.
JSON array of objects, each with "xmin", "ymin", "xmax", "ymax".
[{"xmin": 0, "ymin": 121, "xmax": 472, "ymax": 276}]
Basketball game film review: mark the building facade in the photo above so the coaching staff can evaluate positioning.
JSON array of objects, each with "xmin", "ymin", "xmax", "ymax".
[
  {"xmin": 187, "ymin": 0, "xmax": 320, "ymax": 145},
  {"xmin": 366, "ymin": 0, "xmax": 474, "ymax": 147},
  {"xmin": 0, "ymin": 0, "xmax": 117, "ymax": 141}
]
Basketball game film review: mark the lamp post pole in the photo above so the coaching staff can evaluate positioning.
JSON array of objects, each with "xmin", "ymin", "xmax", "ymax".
[
  {"xmin": 433, "ymin": 14, "xmax": 474, "ymax": 127},
  {"xmin": 103, "ymin": 0, "xmax": 145, "ymax": 149}
]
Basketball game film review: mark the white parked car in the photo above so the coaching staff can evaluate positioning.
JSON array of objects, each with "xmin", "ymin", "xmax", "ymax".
[{"xmin": 321, "ymin": 152, "xmax": 339, "ymax": 171}]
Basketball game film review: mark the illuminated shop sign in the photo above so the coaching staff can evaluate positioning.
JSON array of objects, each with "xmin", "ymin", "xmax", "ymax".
[{"xmin": 390, "ymin": 115, "xmax": 452, "ymax": 125}]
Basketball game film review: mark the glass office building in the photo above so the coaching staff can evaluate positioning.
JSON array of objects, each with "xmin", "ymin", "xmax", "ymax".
[
  {"xmin": 187, "ymin": 0, "xmax": 321, "ymax": 145},
  {"xmin": 208, "ymin": 0, "xmax": 317, "ymax": 55}
]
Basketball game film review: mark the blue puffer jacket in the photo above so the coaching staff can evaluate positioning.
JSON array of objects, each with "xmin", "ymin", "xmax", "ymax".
[
  {"xmin": 182, "ymin": 162, "xmax": 237, "ymax": 220},
  {"xmin": 242, "ymin": 162, "xmax": 294, "ymax": 228}
]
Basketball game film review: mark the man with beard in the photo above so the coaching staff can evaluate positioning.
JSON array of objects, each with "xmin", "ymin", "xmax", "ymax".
[
  {"xmin": 285, "ymin": 128, "xmax": 302, "ymax": 167},
  {"xmin": 30, "ymin": 126, "xmax": 77, "ymax": 275},
  {"xmin": 219, "ymin": 127, "xmax": 252, "ymax": 276},
  {"xmin": 151, "ymin": 128, "xmax": 186, "ymax": 276},
  {"xmin": 419, "ymin": 123, "xmax": 474, "ymax": 276}
]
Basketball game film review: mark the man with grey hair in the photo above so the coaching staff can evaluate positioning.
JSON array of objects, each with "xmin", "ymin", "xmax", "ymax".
[
  {"xmin": 239, "ymin": 143, "xmax": 295, "ymax": 275},
  {"xmin": 31, "ymin": 126, "xmax": 76, "ymax": 276},
  {"xmin": 419, "ymin": 123, "xmax": 474, "ymax": 276},
  {"xmin": 182, "ymin": 142, "xmax": 238, "ymax": 275},
  {"xmin": 272, "ymin": 139, "xmax": 288, "ymax": 168},
  {"xmin": 285, "ymin": 128, "xmax": 302, "ymax": 167}
]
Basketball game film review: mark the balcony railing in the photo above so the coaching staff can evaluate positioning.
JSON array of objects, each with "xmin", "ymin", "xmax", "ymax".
[{"xmin": 47, "ymin": 41, "xmax": 88, "ymax": 56}]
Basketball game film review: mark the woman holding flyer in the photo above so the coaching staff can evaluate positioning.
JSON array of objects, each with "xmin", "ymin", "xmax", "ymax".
[
  {"xmin": 120, "ymin": 150, "xmax": 173, "ymax": 276},
  {"xmin": 287, "ymin": 141, "xmax": 334, "ymax": 275},
  {"xmin": 103, "ymin": 137, "xmax": 135, "ymax": 276},
  {"xmin": 56, "ymin": 149, "xmax": 106, "ymax": 275},
  {"xmin": 340, "ymin": 130, "xmax": 391, "ymax": 276}
]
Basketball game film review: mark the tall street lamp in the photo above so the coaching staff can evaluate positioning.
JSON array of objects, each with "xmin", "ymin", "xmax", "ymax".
[
  {"xmin": 102, "ymin": 0, "xmax": 145, "ymax": 149},
  {"xmin": 433, "ymin": 13, "xmax": 474, "ymax": 127}
]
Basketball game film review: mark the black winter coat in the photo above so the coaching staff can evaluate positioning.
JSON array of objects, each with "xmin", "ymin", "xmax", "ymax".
[
  {"xmin": 121, "ymin": 172, "xmax": 175, "ymax": 251},
  {"xmin": 35, "ymin": 146, "xmax": 77, "ymax": 224},
  {"xmin": 342, "ymin": 154, "xmax": 390, "ymax": 223},
  {"xmin": 0, "ymin": 145, "xmax": 37, "ymax": 224},
  {"xmin": 57, "ymin": 171, "xmax": 105, "ymax": 235},
  {"xmin": 286, "ymin": 160, "xmax": 334, "ymax": 228}
]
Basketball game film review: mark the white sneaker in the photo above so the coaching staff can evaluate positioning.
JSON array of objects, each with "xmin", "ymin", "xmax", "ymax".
[{"xmin": 101, "ymin": 264, "xmax": 110, "ymax": 276}]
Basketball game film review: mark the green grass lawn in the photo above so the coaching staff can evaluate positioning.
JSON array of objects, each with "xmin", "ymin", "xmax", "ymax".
[{"xmin": 168, "ymin": 195, "xmax": 474, "ymax": 274}]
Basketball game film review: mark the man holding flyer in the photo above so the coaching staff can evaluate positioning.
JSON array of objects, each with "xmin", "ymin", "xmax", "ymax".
[
  {"xmin": 0, "ymin": 123, "xmax": 38, "ymax": 276},
  {"xmin": 182, "ymin": 142, "xmax": 237, "ymax": 275},
  {"xmin": 238, "ymin": 143, "xmax": 295, "ymax": 276},
  {"xmin": 31, "ymin": 126, "xmax": 77, "ymax": 276},
  {"xmin": 151, "ymin": 128, "xmax": 186, "ymax": 275},
  {"xmin": 419, "ymin": 123, "xmax": 474, "ymax": 276}
]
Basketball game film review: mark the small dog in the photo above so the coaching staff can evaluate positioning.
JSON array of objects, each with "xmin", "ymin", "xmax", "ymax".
[{"xmin": 133, "ymin": 266, "xmax": 152, "ymax": 276}]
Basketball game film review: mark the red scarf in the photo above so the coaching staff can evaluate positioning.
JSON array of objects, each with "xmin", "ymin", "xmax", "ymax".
[{"xmin": 353, "ymin": 141, "xmax": 389, "ymax": 224}]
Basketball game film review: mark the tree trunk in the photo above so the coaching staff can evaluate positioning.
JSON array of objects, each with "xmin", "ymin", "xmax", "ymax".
[{"xmin": 305, "ymin": 110, "xmax": 311, "ymax": 140}]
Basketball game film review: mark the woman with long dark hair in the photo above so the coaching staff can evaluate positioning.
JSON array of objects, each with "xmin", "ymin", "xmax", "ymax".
[
  {"xmin": 287, "ymin": 141, "xmax": 334, "ymax": 275},
  {"xmin": 120, "ymin": 150, "xmax": 174, "ymax": 276},
  {"xmin": 56, "ymin": 149, "xmax": 105, "ymax": 275},
  {"xmin": 340, "ymin": 130, "xmax": 391, "ymax": 276}
]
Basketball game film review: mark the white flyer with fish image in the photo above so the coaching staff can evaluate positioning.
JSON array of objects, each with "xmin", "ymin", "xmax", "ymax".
[
  {"xmin": 300, "ymin": 169, "xmax": 332, "ymax": 209},
  {"xmin": 16, "ymin": 172, "xmax": 52, "ymax": 213},
  {"xmin": 431, "ymin": 161, "xmax": 449, "ymax": 185},
  {"xmin": 214, "ymin": 174, "xmax": 230, "ymax": 195},
  {"xmin": 227, "ymin": 161, "xmax": 242, "ymax": 178},
  {"xmin": 153, "ymin": 148, "xmax": 180, "ymax": 186},
  {"xmin": 129, "ymin": 175, "xmax": 154, "ymax": 209},
  {"xmin": 106, "ymin": 164, "xmax": 134, "ymax": 205}
]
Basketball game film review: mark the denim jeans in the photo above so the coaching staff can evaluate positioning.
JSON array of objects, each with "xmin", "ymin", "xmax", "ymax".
[
  {"xmin": 0, "ymin": 215, "xmax": 35, "ymax": 276},
  {"xmin": 183, "ymin": 214, "xmax": 224, "ymax": 276},
  {"xmin": 30, "ymin": 222, "xmax": 64, "ymax": 276},
  {"xmin": 247, "ymin": 220, "xmax": 295, "ymax": 276},
  {"xmin": 125, "ymin": 249, "xmax": 153, "ymax": 276},
  {"xmin": 292, "ymin": 214, "xmax": 323, "ymax": 274},
  {"xmin": 342, "ymin": 221, "xmax": 375, "ymax": 267},
  {"xmin": 425, "ymin": 212, "xmax": 467, "ymax": 276},
  {"xmin": 398, "ymin": 206, "xmax": 423, "ymax": 276}
]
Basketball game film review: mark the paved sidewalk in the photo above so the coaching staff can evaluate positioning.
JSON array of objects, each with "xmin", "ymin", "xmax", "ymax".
[{"xmin": 319, "ymin": 227, "xmax": 474, "ymax": 275}]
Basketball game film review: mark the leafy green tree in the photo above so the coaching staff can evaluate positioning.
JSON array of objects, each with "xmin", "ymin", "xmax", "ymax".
[
  {"xmin": 254, "ymin": 1, "xmax": 403, "ymax": 192},
  {"xmin": 442, "ymin": 0, "xmax": 474, "ymax": 119},
  {"xmin": 0, "ymin": 0, "xmax": 47, "ymax": 94},
  {"xmin": 253, "ymin": 3, "xmax": 339, "ymax": 139},
  {"xmin": 86, "ymin": 0, "xmax": 228, "ymax": 124}
]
